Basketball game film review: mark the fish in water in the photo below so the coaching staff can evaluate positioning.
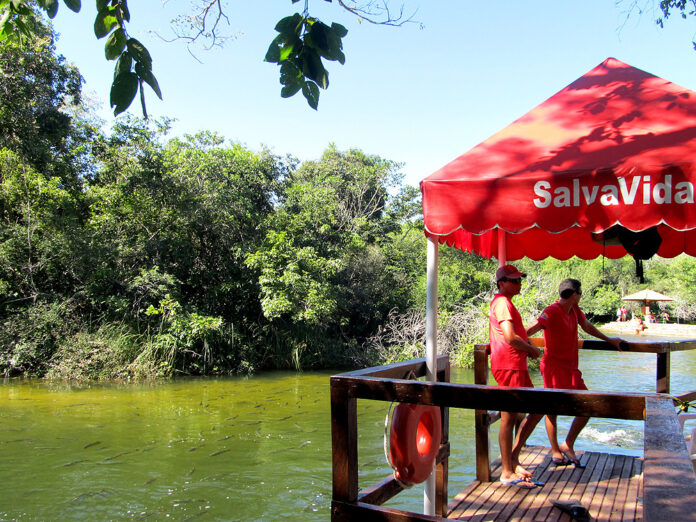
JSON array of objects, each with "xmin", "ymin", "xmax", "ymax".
[
  {"xmin": 209, "ymin": 449, "xmax": 230, "ymax": 457},
  {"xmin": 63, "ymin": 459, "xmax": 89, "ymax": 467}
]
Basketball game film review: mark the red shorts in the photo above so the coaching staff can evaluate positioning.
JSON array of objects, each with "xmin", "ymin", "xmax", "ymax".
[
  {"xmin": 492, "ymin": 368, "xmax": 534, "ymax": 388},
  {"xmin": 541, "ymin": 362, "xmax": 587, "ymax": 390}
]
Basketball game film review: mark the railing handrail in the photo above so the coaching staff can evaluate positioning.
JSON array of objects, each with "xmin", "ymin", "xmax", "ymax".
[{"xmin": 331, "ymin": 373, "xmax": 649, "ymax": 420}]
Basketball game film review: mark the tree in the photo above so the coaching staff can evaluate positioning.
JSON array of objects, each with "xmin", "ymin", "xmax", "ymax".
[
  {"xmin": 246, "ymin": 145, "xmax": 419, "ymax": 368},
  {"xmin": 622, "ymin": 1, "xmax": 696, "ymax": 48},
  {"xmin": 0, "ymin": 17, "xmax": 91, "ymax": 187},
  {"xmin": 0, "ymin": 0, "xmax": 415, "ymax": 114}
]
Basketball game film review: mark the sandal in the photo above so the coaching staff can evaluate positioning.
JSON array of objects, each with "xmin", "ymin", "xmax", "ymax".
[
  {"xmin": 567, "ymin": 457, "xmax": 586, "ymax": 469},
  {"xmin": 552, "ymin": 456, "xmax": 571, "ymax": 466},
  {"xmin": 561, "ymin": 452, "xmax": 586, "ymax": 469},
  {"xmin": 500, "ymin": 477, "xmax": 544, "ymax": 488}
]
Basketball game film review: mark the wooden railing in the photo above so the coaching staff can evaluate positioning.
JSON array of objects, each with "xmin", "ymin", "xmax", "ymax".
[{"xmin": 331, "ymin": 344, "xmax": 696, "ymax": 521}]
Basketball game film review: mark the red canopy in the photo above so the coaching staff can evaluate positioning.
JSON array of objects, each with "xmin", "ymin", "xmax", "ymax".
[{"xmin": 421, "ymin": 58, "xmax": 696, "ymax": 261}]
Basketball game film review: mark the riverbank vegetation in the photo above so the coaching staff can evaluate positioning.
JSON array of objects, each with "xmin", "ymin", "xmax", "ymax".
[{"xmin": 3, "ymin": 23, "xmax": 696, "ymax": 380}]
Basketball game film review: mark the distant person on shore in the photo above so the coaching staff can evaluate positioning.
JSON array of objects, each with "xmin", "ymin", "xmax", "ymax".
[
  {"xmin": 488, "ymin": 265, "xmax": 544, "ymax": 488},
  {"xmin": 635, "ymin": 317, "xmax": 646, "ymax": 334},
  {"xmin": 527, "ymin": 278, "xmax": 623, "ymax": 468},
  {"xmin": 616, "ymin": 307, "xmax": 622, "ymax": 322},
  {"xmin": 620, "ymin": 306, "xmax": 627, "ymax": 322},
  {"xmin": 662, "ymin": 311, "xmax": 670, "ymax": 323}
]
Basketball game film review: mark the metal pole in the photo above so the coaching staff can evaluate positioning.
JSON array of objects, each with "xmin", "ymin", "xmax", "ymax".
[
  {"xmin": 424, "ymin": 236, "xmax": 438, "ymax": 515},
  {"xmin": 497, "ymin": 228, "xmax": 507, "ymax": 266}
]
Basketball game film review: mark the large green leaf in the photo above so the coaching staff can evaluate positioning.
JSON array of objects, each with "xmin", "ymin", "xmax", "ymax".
[
  {"xmin": 105, "ymin": 27, "xmax": 126, "ymax": 60},
  {"xmin": 126, "ymin": 38, "xmax": 152, "ymax": 69},
  {"xmin": 302, "ymin": 81, "xmax": 319, "ymax": 110},
  {"xmin": 302, "ymin": 50, "xmax": 328, "ymax": 89},
  {"xmin": 114, "ymin": 51, "xmax": 132, "ymax": 79},
  {"xmin": 110, "ymin": 71, "xmax": 138, "ymax": 115},
  {"xmin": 45, "ymin": 0, "xmax": 59, "ymax": 19},
  {"xmin": 279, "ymin": 61, "xmax": 301, "ymax": 85},
  {"xmin": 331, "ymin": 22, "xmax": 348, "ymax": 38},
  {"xmin": 94, "ymin": 8, "xmax": 118, "ymax": 39},
  {"xmin": 63, "ymin": 0, "xmax": 80, "ymax": 13},
  {"xmin": 307, "ymin": 22, "xmax": 330, "ymax": 53},
  {"xmin": 265, "ymin": 33, "xmax": 302, "ymax": 64},
  {"xmin": 264, "ymin": 36, "xmax": 281, "ymax": 63},
  {"xmin": 135, "ymin": 62, "xmax": 162, "ymax": 100},
  {"xmin": 120, "ymin": 0, "xmax": 130, "ymax": 22},
  {"xmin": 281, "ymin": 82, "xmax": 302, "ymax": 98},
  {"xmin": 274, "ymin": 13, "xmax": 302, "ymax": 36}
]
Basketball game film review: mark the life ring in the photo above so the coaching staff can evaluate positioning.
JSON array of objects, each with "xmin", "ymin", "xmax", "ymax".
[{"xmin": 388, "ymin": 403, "xmax": 442, "ymax": 486}]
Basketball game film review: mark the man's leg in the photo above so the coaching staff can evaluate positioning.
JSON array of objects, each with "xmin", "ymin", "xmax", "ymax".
[
  {"xmin": 560, "ymin": 416, "xmax": 590, "ymax": 461},
  {"xmin": 545, "ymin": 414, "xmax": 563, "ymax": 460},
  {"xmin": 511, "ymin": 413, "xmax": 543, "ymax": 478},
  {"xmin": 499, "ymin": 411, "xmax": 517, "ymax": 481}
]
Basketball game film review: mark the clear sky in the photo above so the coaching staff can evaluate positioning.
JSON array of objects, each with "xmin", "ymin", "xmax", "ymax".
[{"xmin": 52, "ymin": 1, "xmax": 696, "ymax": 188}]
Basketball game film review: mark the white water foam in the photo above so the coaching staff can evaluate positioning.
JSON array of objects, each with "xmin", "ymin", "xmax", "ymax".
[{"xmin": 582, "ymin": 426, "xmax": 640, "ymax": 447}]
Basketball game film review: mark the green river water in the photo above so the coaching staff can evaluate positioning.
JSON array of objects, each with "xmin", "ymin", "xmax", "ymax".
[{"xmin": 1, "ymin": 344, "xmax": 695, "ymax": 521}]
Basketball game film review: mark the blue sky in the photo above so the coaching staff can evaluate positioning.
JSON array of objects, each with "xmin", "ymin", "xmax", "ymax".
[{"xmin": 53, "ymin": 1, "xmax": 696, "ymax": 188}]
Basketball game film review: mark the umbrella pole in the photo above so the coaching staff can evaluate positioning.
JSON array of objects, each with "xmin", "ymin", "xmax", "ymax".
[
  {"xmin": 424, "ymin": 236, "xmax": 438, "ymax": 515},
  {"xmin": 498, "ymin": 229, "xmax": 507, "ymax": 265}
]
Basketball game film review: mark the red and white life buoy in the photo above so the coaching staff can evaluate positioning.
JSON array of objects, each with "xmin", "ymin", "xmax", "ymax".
[{"xmin": 388, "ymin": 403, "xmax": 442, "ymax": 486}]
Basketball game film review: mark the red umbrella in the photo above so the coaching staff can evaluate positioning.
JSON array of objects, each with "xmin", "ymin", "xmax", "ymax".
[
  {"xmin": 417, "ymin": 59, "xmax": 696, "ymax": 505},
  {"xmin": 421, "ymin": 58, "xmax": 696, "ymax": 262}
]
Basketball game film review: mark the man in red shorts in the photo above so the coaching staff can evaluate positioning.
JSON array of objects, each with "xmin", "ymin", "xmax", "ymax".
[
  {"xmin": 527, "ymin": 278, "xmax": 623, "ymax": 468},
  {"xmin": 489, "ymin": 264, "xmax": 544, "ymax": 487}
]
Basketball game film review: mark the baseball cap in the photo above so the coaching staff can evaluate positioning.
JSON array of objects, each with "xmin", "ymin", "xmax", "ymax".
[
  {"xmin": 559, "ymin": 278, "xmax": 581, "ymax": 296},
  {"xmin": 495, "ymin": 265, "xmax": 527, "ymax": 282}
]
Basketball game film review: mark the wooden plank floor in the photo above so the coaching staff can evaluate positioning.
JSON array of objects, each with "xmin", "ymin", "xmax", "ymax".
[{"xmin": 446, "ymin": 446, "xmax": 643, "ymax": 521}]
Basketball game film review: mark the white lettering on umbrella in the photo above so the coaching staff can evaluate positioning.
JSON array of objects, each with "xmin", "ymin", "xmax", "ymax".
[{"xmin": 533, "ymin": 176, "xmax": 695, "ymax": 208}]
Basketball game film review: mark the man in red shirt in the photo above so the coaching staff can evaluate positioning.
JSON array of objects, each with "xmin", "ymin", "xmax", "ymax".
[
  {"xmin": 489, "ymin": 265, "xmax": 544, "ymax": 487},
  {"xmin": 527, "ymin": 278, "xmax": 622, "ymax": 468}
]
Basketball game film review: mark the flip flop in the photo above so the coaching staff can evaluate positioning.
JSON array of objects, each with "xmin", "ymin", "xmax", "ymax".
[
  {"xmin": 560, "ymin": 451, "xmax": 586, "ymax": 469},
  {"xmin": 515, "ymin": 479, "xmax": 544, "ymax": 489},
  {"xmin": 568, "ymin": 457, "xmax": 586, "ymax": 469},
  {"xmin": 552, "ymin": 456, "xmax": 571, "ymax": 466},
  {"xmin": 500, "ymin": 477, "xmax": 544, "ymax": 488}
]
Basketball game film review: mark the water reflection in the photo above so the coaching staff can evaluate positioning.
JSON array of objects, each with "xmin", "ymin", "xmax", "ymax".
[{"xmin": 0, "ymin": 345, "xmax": 694, "ymax": 520}]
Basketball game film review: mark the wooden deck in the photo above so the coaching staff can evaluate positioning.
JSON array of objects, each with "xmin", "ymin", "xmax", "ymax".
[
  {"xmin": 447, "ymin": 446, "xmax": 643, "ymax": 521},
  {"xmin": 331, "ymin": 353, "xmax": 696, "ymax": 521}
]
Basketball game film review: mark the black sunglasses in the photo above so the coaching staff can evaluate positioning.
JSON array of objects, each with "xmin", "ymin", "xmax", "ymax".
[{"xmin": 503, "ymin": 277, "xmax": 522, "ymax": 284}]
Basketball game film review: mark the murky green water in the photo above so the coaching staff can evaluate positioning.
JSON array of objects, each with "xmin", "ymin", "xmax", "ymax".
[{"xmin": 1, "ymin": 345, "xmax": 695, "ymax": 520}]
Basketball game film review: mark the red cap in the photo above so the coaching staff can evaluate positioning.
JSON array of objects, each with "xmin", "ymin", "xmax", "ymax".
[{"xmin": 495, "ymin": 265, "xmax": 527, "ymax": 282}]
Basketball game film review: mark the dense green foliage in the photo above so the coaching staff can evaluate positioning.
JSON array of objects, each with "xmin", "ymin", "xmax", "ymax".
[{"xmin": 3, "ymin": 22, "xmax": 696, "ymax": 381}]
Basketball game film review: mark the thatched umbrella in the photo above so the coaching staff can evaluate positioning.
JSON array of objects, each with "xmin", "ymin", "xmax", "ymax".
[
  {"xmin": 622, "ymin": 289, "xmax": 674, "ymax": 306},
  {"xmin": 622, "ymin": 289, "xmax": 674, "ymax": 319}
]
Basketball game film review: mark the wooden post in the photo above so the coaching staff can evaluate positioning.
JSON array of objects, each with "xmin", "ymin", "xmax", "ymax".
[
  {"xmin": 474, "ymin": 344, "xmax": 490, "ymax": 482},
  {"xmin": 656, "ymin": 351, "xmax": 670, "ymax": 393},
  {"xmin": 331, "ymin": 379, "xmax": 358, "ymax": 505}
]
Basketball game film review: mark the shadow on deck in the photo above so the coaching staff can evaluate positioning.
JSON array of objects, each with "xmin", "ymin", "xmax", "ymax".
[{"xmin": 330, "ymin": 340, "xmax": 696, "ymax": 522}]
